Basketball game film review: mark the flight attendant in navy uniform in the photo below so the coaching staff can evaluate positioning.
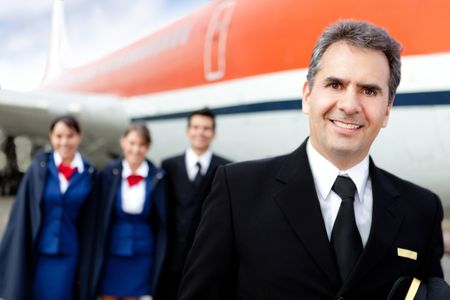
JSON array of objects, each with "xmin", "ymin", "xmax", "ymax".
[
  {"xmin": 92, "ymin": 123, "xmax": 167, "ymax": 300},
  {"xmin": 0, "ymin": 115, "xmax": 95, "ymax": 300}
]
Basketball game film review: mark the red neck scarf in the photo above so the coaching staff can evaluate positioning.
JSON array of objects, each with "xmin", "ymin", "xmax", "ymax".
[
  {"xmin": 58, "ymin": 163, "xmax": 76, "ymax": 180},
  {"xmin": 127, "ymin": 174, "xmax": 144, "ymax": 187}
]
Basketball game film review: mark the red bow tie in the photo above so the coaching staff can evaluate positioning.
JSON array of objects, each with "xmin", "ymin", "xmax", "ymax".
[
  {"xmin": 127, "ymin": 174, "xmax": 144, "ymax": 187},
  {"xmin": 58, "ymin": 163, "xmax": 76, "ymax": 180}
]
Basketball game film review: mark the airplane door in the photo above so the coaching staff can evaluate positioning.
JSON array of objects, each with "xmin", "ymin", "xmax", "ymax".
[{"xmin": 204, "ymin": 0, "xmax": 236, "ymax": 81}]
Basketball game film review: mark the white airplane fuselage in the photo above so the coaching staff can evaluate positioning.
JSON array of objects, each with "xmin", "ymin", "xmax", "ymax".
[{"xmin": 1, "ymin": 0, "xmax": 450, "ymax": 210}]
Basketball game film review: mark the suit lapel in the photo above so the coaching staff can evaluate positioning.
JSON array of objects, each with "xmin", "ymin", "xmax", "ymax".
[
  {"xmin": 272, "ymin": 143, "xmax": 404, "ymax": 292},
  {"xmin": 148, "ymin": 162, "xmax": 165, "ymax": 220},
  {"xmin": 274, "ymin": 141, "xmax": 341, "ymax": 287},
  {"xmin": 31, "ymin": 154, "xmax": 50, "ymax": 242},
  {"xmin": 104, "ymin": 162, "xmax": 122, "ymax": 230},
  {"xmin": 340, "ymin": 159, "xmax": 403, "ymax": 293},
  {"xmin": 67, "ymin": 158, "xmax": 92, "ymax": 190},
  {"xmin": 206, "ymin": 155, "xmax": 220, "ymax": 173},
  {"xmin": 143, "ymin": 164, "xmax": 153, "ymax": 214},
  {"xmin": 201, "ymin": 155, "xmax": 219, "ymax": 185},
  {"xmin": 178, "ymin": 154, "xmax": 190, "ymax": 182},
  {"xmin": 192, "ymin": 154, "xmax": 220, "ymax": 192}
]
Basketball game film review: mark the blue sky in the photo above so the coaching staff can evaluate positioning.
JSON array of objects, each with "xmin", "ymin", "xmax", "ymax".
[{"xmin": 0, "ymin": 0, "xmax": 209, "ymax": 91}]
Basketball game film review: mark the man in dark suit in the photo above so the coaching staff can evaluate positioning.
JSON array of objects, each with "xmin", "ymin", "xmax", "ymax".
[
  {"xmin": 178, "ymin": 20, "xmax": 444, "ymax": 300},
  {"xmin": 157, "ymin": 108, "xmax": 230, "ymax": 300}
]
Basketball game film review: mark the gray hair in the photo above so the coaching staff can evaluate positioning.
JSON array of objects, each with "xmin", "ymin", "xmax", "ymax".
[{"xmin": 306, "ymin": 20, "xmax": 402, "ymax": 103}]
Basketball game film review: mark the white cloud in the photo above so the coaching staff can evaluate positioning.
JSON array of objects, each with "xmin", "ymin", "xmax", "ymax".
[
  {"xmin": 0, "ymin": 0, "xmax": 50, "ymax": 17},
  {"xmin": 0, "ymin": 52, "xmax": 46, "ymax": 91},
  {"xmin": 66, "ymin": 0, "xmax": 167, "ymax": 65}
]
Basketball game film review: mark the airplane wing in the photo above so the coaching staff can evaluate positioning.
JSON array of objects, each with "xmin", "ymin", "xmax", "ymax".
[{"xmin": 0, "ymin": 89, "xmax": 127, "ymax": 165}]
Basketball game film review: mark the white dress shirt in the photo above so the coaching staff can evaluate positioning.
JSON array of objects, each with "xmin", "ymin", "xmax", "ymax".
[
  {"xmin": 53, "ymin": 151, "xmax": 84, "ymax": 193},
  {"xmin": 121, "ymin": 160, "xmax": 149, "ymax": 214},
  {"xmin": 185, "ymin": 148, "xmax": 213, "ymax": 181},
  {"xmin": 306, "ymin": 140, "xmax": 373, "ymax": 246}
]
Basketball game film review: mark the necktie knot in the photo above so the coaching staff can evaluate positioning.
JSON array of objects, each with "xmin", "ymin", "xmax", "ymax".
[
  {"xmin": 332, "ymin": 175, "xmax": 357, "ymax": 201},
  {"xmin": 58, "ymin": 163, "xmax": 76, "ymax": 180},
  {"xmin": 127, "ymin": 174, "xmax": 144, "ymax": 187},
  {"xmin": 196, "ymin": 161, "xmax": 202, "ymax": 173}
]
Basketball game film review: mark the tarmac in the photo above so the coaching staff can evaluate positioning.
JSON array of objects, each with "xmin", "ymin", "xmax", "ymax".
[{"xmin": 1, "ymin": 197, "xmax": 450, "ymax": 286}]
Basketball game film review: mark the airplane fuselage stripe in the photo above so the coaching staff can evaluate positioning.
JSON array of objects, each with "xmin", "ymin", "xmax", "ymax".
[{"xmin": 131, "ymin": 90, "xmax": 450, "ymax": 122}]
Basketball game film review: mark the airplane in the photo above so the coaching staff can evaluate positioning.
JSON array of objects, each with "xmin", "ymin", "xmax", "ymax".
[{"xmin": 0, "ymin": 0, "xmax": 450, "ymax": 212}]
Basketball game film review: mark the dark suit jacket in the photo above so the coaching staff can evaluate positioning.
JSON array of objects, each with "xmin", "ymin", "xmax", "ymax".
[
  {"xmin": 161, "ymin": 153, "xmax": 231, "ymax": 273},
  {"xmin": 178, "ymin": 140, "xmax": 444, "ymax": 300}
]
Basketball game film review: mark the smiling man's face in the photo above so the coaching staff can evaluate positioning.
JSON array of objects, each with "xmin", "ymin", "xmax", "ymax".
[{"xmin": 302, "ymin": 41, "xmax": 392, "ymax": 169}]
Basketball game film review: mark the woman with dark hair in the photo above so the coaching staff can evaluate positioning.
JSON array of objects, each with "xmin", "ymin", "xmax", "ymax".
[
  {"xmin": 0, "ymin": 115, "xmax": 95, "ymax": 300},
  {"xmin": 89, "ymin": 123, "xmax": 167, "ymax": 300}
]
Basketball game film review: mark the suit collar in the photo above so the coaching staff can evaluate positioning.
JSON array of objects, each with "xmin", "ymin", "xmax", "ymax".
[
  {"xmin": 104, "ymin": 160, "xmax": 124, "ymax": 230},
  {"xmin": 306, "ymin": 141, "xmax": 370, "ymax": 203},
  {"xmin": 53, "ymin": 150, "xmax": 85, "ymax": 173},
  {"xmin": 274, "ymin": 141, "xmax": 403, "ymax": 291},
  {"xmin": 121, "ymin": 159, "xmax": 149, "ymax": 178},
  {"xmin": 110, "ymin": 158, "xmax": 162, "ymax": 184},
  {"xmin": 109, "ymin": 158, "xmax": 165, "ymax": 219},
  {"xmin": 185, "ymin": 148, "xmax": 213, "ymax": 176},
  {"xmin": 181, "ymin": 151, "xmax": 222, "ymax": 178}
]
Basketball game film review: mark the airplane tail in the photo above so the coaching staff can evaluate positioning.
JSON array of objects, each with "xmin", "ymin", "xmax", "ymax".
[{"xmin": 41, "ymin": 0, "xmax": 72, "ymax": 85}]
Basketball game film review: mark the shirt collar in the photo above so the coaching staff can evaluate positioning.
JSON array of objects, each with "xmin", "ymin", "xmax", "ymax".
[
  {"xmin": 306, "ymin": 140, "xmax": 369, "ymax": 202},
  {"xmin": 53, "ymin": 151, "xmax": 84, "ymax": 173},
  {"xmin": 186, "ymin": 147, "xmax": 213, "ymax": 171},
  {"xmin": 122, "ymin": 159, "xmax": 149, "ymax": 178}
]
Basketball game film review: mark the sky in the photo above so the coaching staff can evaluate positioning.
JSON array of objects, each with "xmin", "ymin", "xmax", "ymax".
[{"xmin": 0, "ymin": 0, "xmax": 209, "ymax": 91}]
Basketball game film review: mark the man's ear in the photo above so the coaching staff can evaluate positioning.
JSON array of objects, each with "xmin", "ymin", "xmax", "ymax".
[
  {"xmin": 382, "ymin": 99, "xmax": 394, "ymax": 128},
  {"xmin": 302, "ymin": 81, "xmax": 311, "ymax": 114}
]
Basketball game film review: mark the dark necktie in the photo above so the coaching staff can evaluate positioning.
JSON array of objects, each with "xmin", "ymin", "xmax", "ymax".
[
  {"xmin": 193, "ymin": 162, "xmax": 203, "ymax": 187},
  {"xmin": 331, "ymin": 175, "xmax": 363, "ymax": 282}
]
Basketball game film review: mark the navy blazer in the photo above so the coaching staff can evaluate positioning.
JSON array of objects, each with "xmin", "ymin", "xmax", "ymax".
[
  {"xmin": 0, "ymin": 152, "xmax": 95, "ymax": 300},
  {"xmin": 37, "ymin": 155, "xmax": 93, "ymax": 255},
  {"xmin": 178, "ymin": 139, "xmax": 444, "ymax": 300},
  {"xmin": 82, "ymin": 158, "xmax": 167, "ymax": 299}
]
